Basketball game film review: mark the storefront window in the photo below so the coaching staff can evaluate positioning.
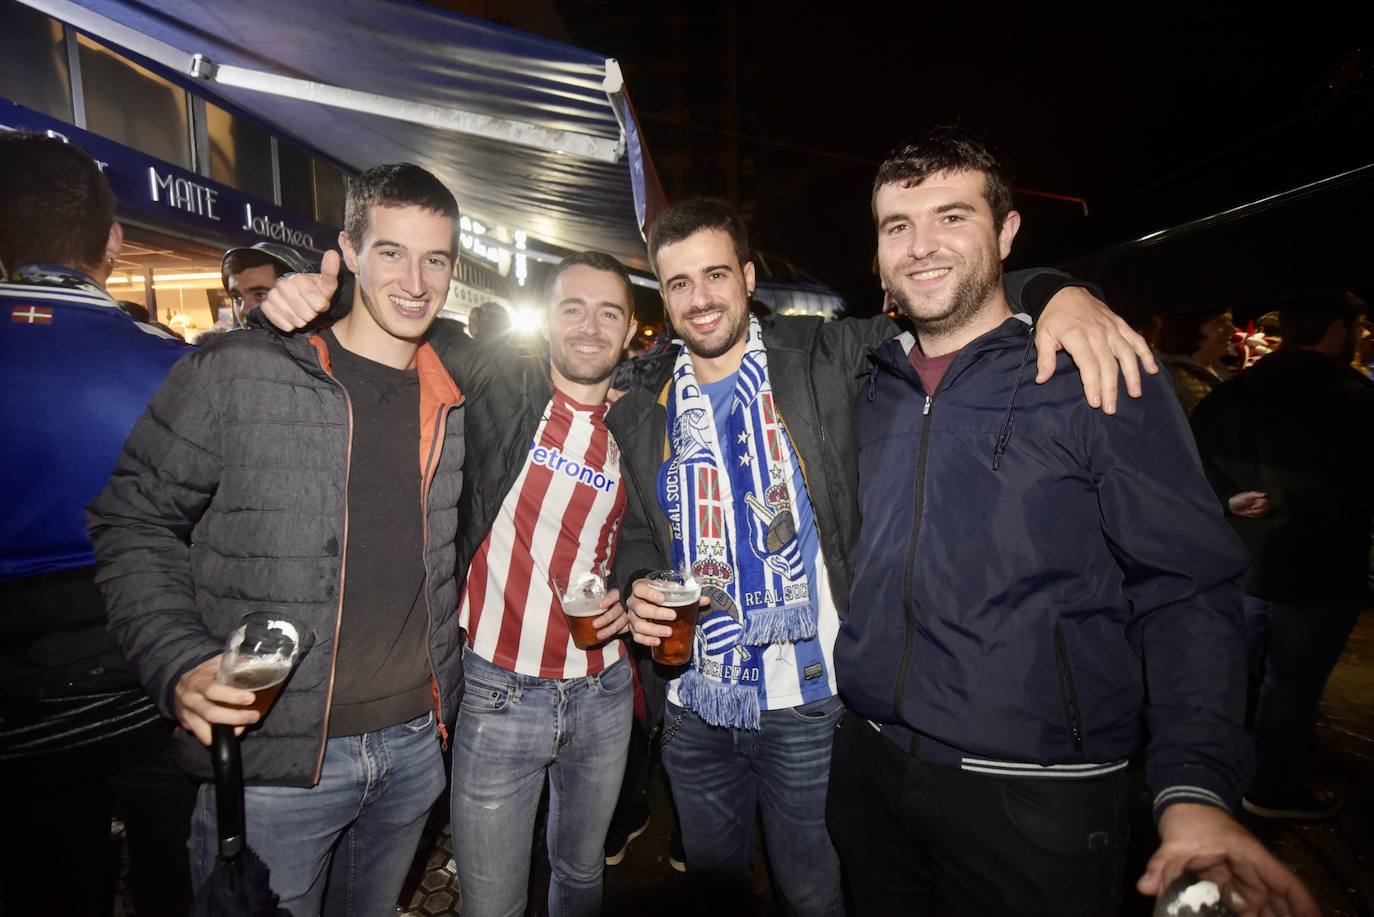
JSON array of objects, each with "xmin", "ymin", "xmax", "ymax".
[
  {"xmin": 107, "ymin": 226, "xmax": 231, "ymax": 342},
  {"xmin": 205, "ymin": 102, "xmax": 275, "ymax": 201},
  {"xmin": 277, "ymin": 142, "xmax": 314, "ymax": 218},
  {"xmin": 0, "ymin": 2, "xmax": 73, "ymax": 122},
  {"xmin": 314, "ymin": 160, "xmax": 346, "ymax": 227},
  {"xmin": 77, "ymin": 34, "xmax": 191, "ymax": 170}
]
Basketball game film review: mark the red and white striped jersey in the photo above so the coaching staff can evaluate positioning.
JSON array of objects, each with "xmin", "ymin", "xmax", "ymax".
[{"xmin": 459, "ymin": 389, "xmax": 627, "ymax": 679}]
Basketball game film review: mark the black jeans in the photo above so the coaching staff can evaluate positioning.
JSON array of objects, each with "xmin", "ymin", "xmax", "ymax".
[{"xmin": 826, "ymin": 711, "xmax": 1129, "ymax": 917}]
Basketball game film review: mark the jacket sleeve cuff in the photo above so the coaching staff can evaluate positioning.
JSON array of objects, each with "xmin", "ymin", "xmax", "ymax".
[
  {"xmin": 1152, "ymin": 784, "xmax": 1234, "ymax": 823},
  {"xmin": 159, "ymin": 646, "xmax": 223, "ymax": 721},
  {"xmin": 1009, "ymin": 268, "xmax": 1106, "ymax": 320}
]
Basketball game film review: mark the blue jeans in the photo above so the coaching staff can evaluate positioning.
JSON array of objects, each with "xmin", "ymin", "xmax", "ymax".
[
  {"xmin": 1244, "ymin": 595, "xmax": 1362, "ymax": 798},
  {"xmin": 449, "ymin": 649, "xmax": 634, "ymax": 917},
  {"xmin": 189, "ymin": 711, "xmax": 445, "ymax": 917},
  {"xmin": 661, "ymin": 695, "xmax": 845, "ymax": 917}
]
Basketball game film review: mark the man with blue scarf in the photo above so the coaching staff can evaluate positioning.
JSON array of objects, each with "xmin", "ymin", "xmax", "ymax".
[{"xmin": 613, "ymin": 197, "xmax": 1155, "ymax": 914}]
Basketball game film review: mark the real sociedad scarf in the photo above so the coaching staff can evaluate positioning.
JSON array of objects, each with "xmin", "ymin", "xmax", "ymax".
[{"xmin": 658, "ymin": 316, "xmax": 816, "ymax": 729}]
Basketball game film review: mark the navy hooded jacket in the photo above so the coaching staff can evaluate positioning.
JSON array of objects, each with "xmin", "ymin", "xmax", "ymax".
[{"xmin": 835, "ymin": 315, "xmax": 1253, "ymax": 818}]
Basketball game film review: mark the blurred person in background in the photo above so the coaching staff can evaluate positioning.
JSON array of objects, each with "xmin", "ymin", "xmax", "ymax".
[
  {"xmin": 468, "ymin": 300, "xmax": 511, "ymax": 343},
  {"xmin": 221, "ymin": 241, "xmax": 312, "ymax": 328},
  {"xmin": 1156, "ymin": 307, "xmax": 1236, "ymax": 415},
  {"xmin": 1346, "ymin": 292, "xmax": 1373, "ymax": 380},
  {"xmin": 1192, "ymin": 293, "xmax": 1374, "ymax": 820},
  {"xmin": 0, "ymin": 131, "xmax": 195, "ymax": 916}
]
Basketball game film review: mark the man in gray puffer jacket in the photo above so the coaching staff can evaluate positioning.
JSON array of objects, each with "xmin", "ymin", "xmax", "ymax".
[{"xmin": 88, "ymin": 163, "xmax": 465, "ymax": 915}]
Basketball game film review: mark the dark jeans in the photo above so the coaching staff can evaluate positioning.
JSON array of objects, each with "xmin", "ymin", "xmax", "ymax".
[
  {"xmin": 826, "ymin": 711, "xmax": 1129, "ymax": 917},
  {"xmin": 661, "ymin": 695, "xmax": 845, "ymax": 917},
  {"xmin": 1243, "ymin": 595, "xmax": 1363, "ymax": 799}
]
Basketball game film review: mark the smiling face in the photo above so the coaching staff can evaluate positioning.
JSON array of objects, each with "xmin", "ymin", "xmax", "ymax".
[
  {"xmin": 655, "ymin": 228, "xmax": 755, "ymax": 378},
  {"xmin": 545, "ymin": 264, "xmax": 638, "ymax": 390},
  {"xmin": 336, "ymin": 204, "xmax": 454, "ymax": 365},
  {"xmin": 874, "ymin": 169, "xmax": 1019, "ymax": 341}
]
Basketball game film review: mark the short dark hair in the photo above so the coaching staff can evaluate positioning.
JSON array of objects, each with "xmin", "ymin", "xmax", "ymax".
[
  {"xmin": 872, "ymin": 125, "xmax": 1014, "ymax": 231},
  {"xmin": 1278, "ymin": 293, "xmax": 1361, "ymax": 347},
  {"xmin": 221, "ymin": 249, "xmax": 287, "ymax": 286},
  {"xmin": 545, "ymin": 251, "xmax": 635, "ymax": 316},
  {"xmin": 647, "ymin": 198, "xmax": 750, "ymax": 278},
  {"xmin": 0, "ymin": 131, "xmax": 116, "ymax": 272},
  {"xmin": 1156, "ymin": 308, "xmax": 1230, "ymax": 356},
  {"xmin": 343, "ymin": 162, "xmax": 459, "ymax": 249}
]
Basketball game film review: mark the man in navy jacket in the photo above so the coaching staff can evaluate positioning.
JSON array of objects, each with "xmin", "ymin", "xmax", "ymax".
[{"xmin": 828, "ymin": 126, "xmax": 1316, "ymax": 916}]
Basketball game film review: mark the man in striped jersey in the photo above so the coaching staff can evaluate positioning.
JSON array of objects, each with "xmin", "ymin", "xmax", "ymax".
[
  {"xmin": 262, "ymin": 250, "xmax": 640, "ymax": 917},
  {"xmin": 615, "ymin": 197, "xmax": 1157, "ymax": 916}
]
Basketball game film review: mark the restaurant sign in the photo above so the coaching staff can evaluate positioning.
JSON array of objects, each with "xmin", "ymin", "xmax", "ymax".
[{"xmin": 0, "ymin": 99, "xmax": 337, "ymax": 255}]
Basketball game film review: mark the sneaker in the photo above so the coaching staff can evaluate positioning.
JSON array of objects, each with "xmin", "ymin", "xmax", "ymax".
[
  {"xmin": 1242, "ymin": 787, "xmax": 1341, "ymax": 820},
  {"xmin": 604, "ymin": 804, "xmax": 650, "ymax": 866},
  {"xmin": 668, "ymin": 823, "xmax": 686, "ymax": 873}
]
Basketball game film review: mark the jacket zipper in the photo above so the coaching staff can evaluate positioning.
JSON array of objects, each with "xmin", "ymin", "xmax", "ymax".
[
  {"xmin": 893, "ymin": 391, "xmax": 935, "ymax": 723},
  {"xmin": 419, "ymin": 402, "xmax": 453, "ymax": 745},
  {"xmin": 805, "ymin": 352, "xmax": 848, "ymax": 597},
  {"xmin": 313, "ymin": 375, "xmax": 353, "ymax": 785},
  {"xmin": 1052, "ymin": 623, "xmax": 1084, "ymax": 750}
]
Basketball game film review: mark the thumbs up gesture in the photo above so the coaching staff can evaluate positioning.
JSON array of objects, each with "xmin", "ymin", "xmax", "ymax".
[{"xmin": 260, "ymin": 249, "xmax": 341, "ymax": 332}]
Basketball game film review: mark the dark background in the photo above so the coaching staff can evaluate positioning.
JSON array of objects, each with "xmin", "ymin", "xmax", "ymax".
[{"xmin": 550, "ymin": 2, "xmax": 1372, "ymax": 321}]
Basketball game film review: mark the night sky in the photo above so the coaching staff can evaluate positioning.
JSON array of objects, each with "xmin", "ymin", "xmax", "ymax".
[{"xmin": 560, "ymin": 3, "xmax": 1370, "ymax": 317}]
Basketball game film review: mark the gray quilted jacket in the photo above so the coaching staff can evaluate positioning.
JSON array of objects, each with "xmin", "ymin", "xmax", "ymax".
[{"xmin": 88, "ymin": 328, "xmax": 465, "ymax": 787}]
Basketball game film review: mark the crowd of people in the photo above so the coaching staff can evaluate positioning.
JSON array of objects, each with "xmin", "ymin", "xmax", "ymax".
[{"xmin": 2, "ymin": 120, "xmax": 1364, "ymax": 917}]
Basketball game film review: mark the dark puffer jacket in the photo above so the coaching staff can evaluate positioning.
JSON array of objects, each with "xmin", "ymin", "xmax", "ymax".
[{"xmin": 88, "ymin": 329, "xmax": 465, "ymax": 787}]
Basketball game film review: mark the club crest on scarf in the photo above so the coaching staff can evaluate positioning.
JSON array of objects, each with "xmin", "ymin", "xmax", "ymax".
[{"xmin": 658, "ymin": 317, "xmax": 818, "ymax": 729}]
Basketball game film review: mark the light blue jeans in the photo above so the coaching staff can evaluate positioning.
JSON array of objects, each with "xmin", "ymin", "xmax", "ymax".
[
  {"xmin": 189, "ymin": 711, "xmax": 445, "ymax": 917},
  {"xmin": 449, "ymin": 649, "xmax": 634, "ymax": 917}
]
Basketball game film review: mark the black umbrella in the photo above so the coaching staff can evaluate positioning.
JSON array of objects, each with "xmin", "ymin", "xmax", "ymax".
[
  {"xmin": 189, "ymin": 724, "xmax": 291, "ymax": 917},
  {"xmin": 191, "ymin": 613, "xmax": 313, "ymax": 916}
]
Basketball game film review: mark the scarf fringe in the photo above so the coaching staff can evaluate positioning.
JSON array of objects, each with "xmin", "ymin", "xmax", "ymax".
[
  {"xmin": 679, "ymin": 668, "xmax": 761, "ymax": 730},
  {"xmin": 740, "ymin": 602, "xmax": 816, "ymax": 645}
]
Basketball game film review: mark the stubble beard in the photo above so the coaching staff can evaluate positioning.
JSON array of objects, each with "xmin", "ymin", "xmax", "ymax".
[
  {"xmin": 887, "ymin": 249, "xmax": 1002, "ymax": 338},
  {"xmin": 679, "ymin": 302, "xmax": 749, "ymax": 360},
  {"xmin": 552, "ymin": 334, "xmax": 618, "ymax": 386}
]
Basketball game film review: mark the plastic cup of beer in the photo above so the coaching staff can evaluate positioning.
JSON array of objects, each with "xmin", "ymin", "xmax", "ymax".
[
  {"xmin": 646, "ymin": 570, "xmax": 702, "ymax": 666},
  {"xmin": 216, "ymin": 613, "xmax": 310, "ymax": 720},
  {"xmin": 553, "ymin": 570, "xmax": 608, "ymax": 650}
]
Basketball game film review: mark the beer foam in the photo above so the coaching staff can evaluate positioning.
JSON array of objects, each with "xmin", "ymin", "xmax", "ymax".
[{"xmin": 1166, "ymin": 879, "xmax": 1220, "ymax": 915}]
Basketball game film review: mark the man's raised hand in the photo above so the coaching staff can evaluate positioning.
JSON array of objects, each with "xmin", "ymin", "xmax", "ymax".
[{"xmin": 261, "ymin": 249, "xmax": 341, "ymax": 331}]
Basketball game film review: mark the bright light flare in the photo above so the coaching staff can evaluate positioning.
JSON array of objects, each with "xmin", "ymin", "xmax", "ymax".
[{"xmin": 510, "ymin": 306, "xmax": 542, "ymax": 336}]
